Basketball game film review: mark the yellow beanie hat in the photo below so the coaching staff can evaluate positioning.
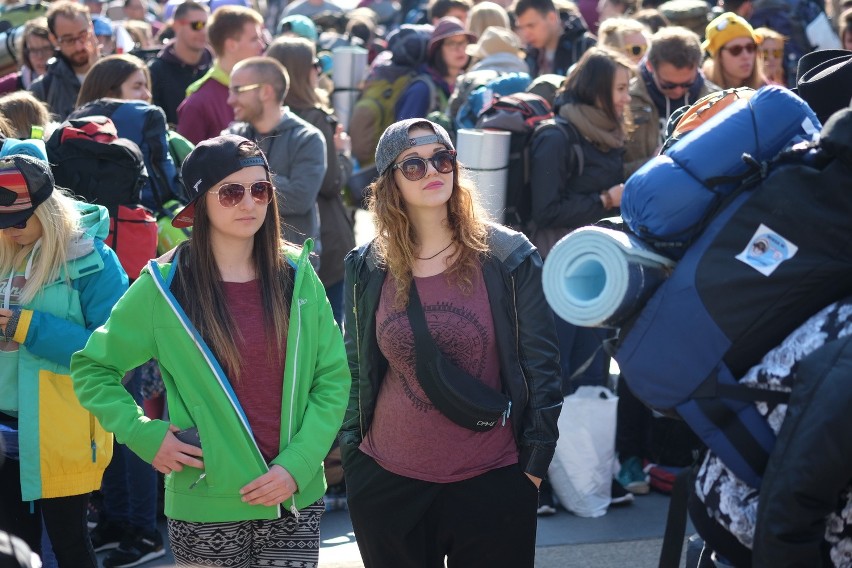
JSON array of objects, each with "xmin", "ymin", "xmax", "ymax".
[{"xmin": 702, "ymin": 12, "xmax": 762, "ymax": 58}]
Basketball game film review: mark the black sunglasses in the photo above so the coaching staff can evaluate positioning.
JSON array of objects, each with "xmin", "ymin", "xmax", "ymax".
[
  {"xmin": 722, "ymin": 43, "xmax": 757, "ymax": 57},
  {"xmin": 209, "ymin": 181, "xmax": 273, "ymax": 208},
  {"xmin": 657, "ymin": 77, "xmax": 696, "ymax": 91},
  {"xmin": 177, "ymin": 19, "xmax": 206, "ymax": 31},
  {"xmin": 392, "ymin": 150, "xmax": 456, "ymax": 181}
]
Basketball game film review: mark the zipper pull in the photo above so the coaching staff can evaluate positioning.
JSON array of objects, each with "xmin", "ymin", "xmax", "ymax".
[
  {"xmin": 91, "ymin": 440, "xmax": 97, "ymax": 463},
  {"xmin": 502, "ymin": 401, "xmax": 512, "ymax": 426},
  {"xmin": 189, "ymin": 472, "xmax": 207, "ymax": 490}
]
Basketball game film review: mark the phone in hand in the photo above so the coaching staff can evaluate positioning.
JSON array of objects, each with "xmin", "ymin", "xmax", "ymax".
[{"xmin": 174, "ymin": 426, "xmax": 201, "ymax": 449}]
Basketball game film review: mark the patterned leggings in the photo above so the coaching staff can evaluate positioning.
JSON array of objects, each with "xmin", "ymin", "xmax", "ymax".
[{"xmin": 167, "ymin": 500, "xmax": 323, "ymax": 567}]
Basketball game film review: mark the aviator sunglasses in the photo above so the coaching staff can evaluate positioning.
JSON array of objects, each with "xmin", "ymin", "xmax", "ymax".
[
  {"xmin": 209, "ymin": 181, "xmax": 273, "ymax": 208},
  {"xmin": 392, "ymin": 150, "xmax": 457, "ymax": 181},
  {"xmin": 722, "ymin": 43, "xmax": 757, "ymax": 56}
]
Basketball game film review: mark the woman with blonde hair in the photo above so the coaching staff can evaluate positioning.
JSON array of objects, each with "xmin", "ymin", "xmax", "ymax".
[
  {"xmin": 0, "ymin": 154, "xmax": 127, "ymax": 567},
  {"xmin": 597, "ymin": 16, "xmax": 650, "ymax": 64},
  {"xmin": 341, "ymin": 118, "xmax": 562, "ymax": 567},
  {"xmin": 754, "ymin": 27, "xmax": 787, "ymax": 86},
  {"xmin": 701, "ymin": 12, "xmax": 768, "ymax": 89},
  {"xmin": 467, "ymin": 1, "xmax": 511, "ymax": 38},
  {"xmin": 265, "ymin": 35, "xmax": 355, "ymax": 323}
]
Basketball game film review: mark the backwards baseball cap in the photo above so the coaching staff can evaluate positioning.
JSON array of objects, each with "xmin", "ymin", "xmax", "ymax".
[
  {"xmin": 0, "ymin": 154, "xmax": 54, "ymax": 229},
  {"xmin": 375, "ymin": 118, "xmax": 455, "ymax": 176},
  {"xmin": 702, "ymin": 12, "xmax": 761, "ymax": 58},
  {"xmin": 277, "ymin": 14, "xmax": 318, "ymax": 42},
  {"xmin": 172, "ymin": 134, "xmax": 269, "ymax": 228}
]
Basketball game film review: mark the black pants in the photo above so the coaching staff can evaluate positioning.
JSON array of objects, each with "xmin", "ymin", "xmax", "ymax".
[
  {"xmin": 0, "ymin": 459, "xmax": 96, "ymax": 568},
  {"xmin": 42, "ymin": 493, "xmax": 97, "ymax": 568},
  {"xmin": 345, "ymin": 449, "xmax": 538, "ymax": 568}
]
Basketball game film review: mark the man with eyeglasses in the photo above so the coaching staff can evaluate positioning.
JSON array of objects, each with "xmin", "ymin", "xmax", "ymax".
[
  {"xmin": 148, "ymin": 1, "xmax": 213, "ymax": 126},
  {"xmin": 176, "ymin": 5, "xmax": 265, "ymax": 145},
  {"xmin": 623, "ymin": 26, "xmax": 719, "ymax": 176},
  {"xmin": 226, "ymin": 56, "xmax": 327, "ymax": 267},
  {"xmin": 29, "ymin": 0, "xmax": 100, "ymax": 121}
]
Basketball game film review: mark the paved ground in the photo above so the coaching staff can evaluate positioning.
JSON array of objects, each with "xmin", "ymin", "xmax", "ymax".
[{"xmin": 101, "ymin": 490, "xmax": 695, "ymax": 567}]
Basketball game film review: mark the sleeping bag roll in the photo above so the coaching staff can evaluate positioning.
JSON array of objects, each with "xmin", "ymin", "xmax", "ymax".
[
  {"xmin": 621, "ymin": 86, "xmax": 821, "ymax": 252},
  {"xmin": 542, "ymin": 227, "xmax": 676, "ymax": 328}
]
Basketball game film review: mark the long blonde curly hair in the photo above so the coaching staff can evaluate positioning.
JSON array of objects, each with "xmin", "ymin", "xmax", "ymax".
[{"xmin": 367, "ymin": 146, "xmax": 489, "ymax": 309}]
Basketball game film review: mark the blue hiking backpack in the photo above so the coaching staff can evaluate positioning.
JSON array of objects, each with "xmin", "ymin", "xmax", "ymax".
[
  {"xmin": 621, "ymin": 86, "xmax": 820, "ymax": 258},
  {"xmin": 69, "ymin": 98, "xmax": 186, "ymax": 211},
  {"xmin": 614, "ymin": 108, "xmax": 852, "ymax": 489}
]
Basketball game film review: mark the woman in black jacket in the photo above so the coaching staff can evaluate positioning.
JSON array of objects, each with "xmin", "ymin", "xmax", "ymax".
[
  {"xmin": 528, "ymin": 46, "xmax": 633, "ymax": 393},
  {"xmin": 340, "ymin": 118, "xmax": 562, "ymax": 568}
]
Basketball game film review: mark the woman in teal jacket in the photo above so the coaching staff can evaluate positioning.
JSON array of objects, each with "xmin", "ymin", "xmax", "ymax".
[
  {"xmin": 0, "ymin": 153, "xmax": 128, "ymax": 567},
  {"xmin": 71, "ymin": 135, "xmax": 350, "ymax": 567}
]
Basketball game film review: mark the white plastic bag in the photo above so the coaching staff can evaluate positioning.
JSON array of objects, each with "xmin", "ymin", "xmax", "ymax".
[{"xmin": 547, "ymin": 386, "xmax": 618, "ymax": 517}]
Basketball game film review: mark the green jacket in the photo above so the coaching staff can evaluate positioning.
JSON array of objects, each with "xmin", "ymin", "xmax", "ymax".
[
  {"xmin": 71, "ymin": 241, "xmax": 350, "ymax": 522},
  {"xmin": 10, "ymin": 203, "xmax": 127, "ymax": 501}
]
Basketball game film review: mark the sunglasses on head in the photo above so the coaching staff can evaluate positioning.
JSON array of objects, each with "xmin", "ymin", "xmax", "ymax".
[
  {"xmin": 624, "ymin": 43, "xmax": 647, "ymax": 57},
  {"xmin": 392, "ymin": 150, "xmax": 456, "ymax": 181},
  {"xmin": 209, "ymin": 181, "xmax": 273, "ymax": 208},
  {"xmin": 761, "ymin": 48, "xmax": 783, "ymax": 58},
  {"xmin": 177, "ymin": 19, "xmax": 206, "ymax": 30},
  {"xmin": 722, "ymin": 42, "xmax": 757, "ymax": 56}
]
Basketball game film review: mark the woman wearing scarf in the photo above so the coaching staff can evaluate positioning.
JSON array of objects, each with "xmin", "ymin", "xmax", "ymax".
[{"xmin": 527, "ymin": 46, "xmax": 633, "ymax": 394}]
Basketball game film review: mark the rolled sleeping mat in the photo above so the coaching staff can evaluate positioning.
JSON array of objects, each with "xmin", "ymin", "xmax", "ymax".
[
  {"xmin": 542, "ymin": 226, "xmax": 676, "ymax": 328},
  {"xmin": 456, "ymin": 128, "xmax": 511, "ymax": 221},
  {"xmin": 622, "ymin": 85, "xmax": 821, "ymax": 249}
]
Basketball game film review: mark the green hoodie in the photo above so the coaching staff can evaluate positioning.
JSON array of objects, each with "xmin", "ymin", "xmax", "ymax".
[{"xmin": 71, "ymin": 241, "xmax": 350, "ymax": 522}]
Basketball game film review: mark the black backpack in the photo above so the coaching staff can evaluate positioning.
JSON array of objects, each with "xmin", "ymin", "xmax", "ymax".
[
  {"xmin": 475, "ymin": 93, "xmax": 583, "ymax": 231},
  {"xmin": 46, "ymin": 115, "xmax": 157, "ymax": 280}
]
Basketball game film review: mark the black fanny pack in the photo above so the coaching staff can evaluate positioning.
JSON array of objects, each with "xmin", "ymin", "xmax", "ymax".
[{"xmin": 406, "ymin": 282, "xmax": 511, "ymax": 432}]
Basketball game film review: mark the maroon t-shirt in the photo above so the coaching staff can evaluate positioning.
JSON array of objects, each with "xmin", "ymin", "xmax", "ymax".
[
  {"xmin": 223, "ymin": 280, "xmax": 285, "ymax": 462},
  {"xmin": 360, "ymin": 268, "xmax": 518, "ymax": 482}
]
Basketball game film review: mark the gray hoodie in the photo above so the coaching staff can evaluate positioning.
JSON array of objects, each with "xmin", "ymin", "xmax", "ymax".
[{"xmin": 228, "ymin": 109, "xmax": 327, "ymax": 264}]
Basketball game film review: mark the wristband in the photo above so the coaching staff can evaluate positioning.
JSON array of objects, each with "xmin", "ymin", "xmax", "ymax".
[{"xmin": 5, "ymin": 307, "xmax": 21, "ymax": 341}]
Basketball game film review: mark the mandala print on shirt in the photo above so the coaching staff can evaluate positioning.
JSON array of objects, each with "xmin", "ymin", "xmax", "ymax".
[{"xmin": 378, "ymin": 300, "xmax": 491, "ymax": 412}]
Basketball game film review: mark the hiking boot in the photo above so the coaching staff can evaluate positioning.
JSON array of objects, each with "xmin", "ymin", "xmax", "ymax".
[
  {"xmin": 103, "ymin": 528, "xmax": 165, "ymax": 568},
  {"xmin": 617, "ymin": 456, "xmax": 651, "ymax": 495},
  {"xmin": 89, "ymin": 520, "xmax": 126, "ymax": 552},
  {"xmin": 610, "ymin": 479, "xmax": 635, "ymax": 506}
]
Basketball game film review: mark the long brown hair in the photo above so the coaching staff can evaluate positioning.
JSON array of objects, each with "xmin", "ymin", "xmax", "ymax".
[
  {"xmin": 702, "ymin": 46, "xmax": 767, "ymax": 90},
  {"xmin": 265, "ymin": 36, "xmax": 330, "ymax": 112},
  {"xmin": 367, "ymin": 139, "xmax": 489, "ymax": 309},
  {"xmin": 76, "ymin": 54, "xmax": 151, "ymax": 107},
  {"xmin": 171, "ymin": 142, "xmax": 293, "ymax": 381},
  {"xmin": 557, "ymin": 46, "xmax": 634, "ymax": 128}
]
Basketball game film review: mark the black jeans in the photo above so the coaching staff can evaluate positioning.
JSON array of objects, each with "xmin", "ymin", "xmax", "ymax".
[
  {"xmin": 42, "ymin": 493, "xmax": 97, "ymax": 568},
  {"xmin": 345, "ymin": 448, "xmax": 538, "ymax": 568}
]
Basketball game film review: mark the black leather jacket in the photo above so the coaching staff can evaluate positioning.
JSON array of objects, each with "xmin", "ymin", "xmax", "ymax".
[{"xmin": 339, "ymin": 223, "xmax": 562, "ymax": 478}]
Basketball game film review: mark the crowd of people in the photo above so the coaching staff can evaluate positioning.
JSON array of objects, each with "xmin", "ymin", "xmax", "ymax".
[{"xmin": 0, "ymin": 0, "xmax": 849, "ymax": 566}]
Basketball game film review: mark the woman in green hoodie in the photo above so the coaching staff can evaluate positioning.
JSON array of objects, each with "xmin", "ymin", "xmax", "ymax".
[
  {"xmin": 71, "ymin": 135, "xmax": 351, "ymax": 567},
  {"xmin": 0, "ymin": 152, "xmax": 128, "ymax": 567}
]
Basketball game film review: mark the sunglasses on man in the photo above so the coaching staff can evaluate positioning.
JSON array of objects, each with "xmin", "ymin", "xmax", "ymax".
[
  {"xmin": 392, "ymin": 150, "xmax": 456, "ymax": 181},
  {"xmin": 176, "ymin": 19, "xmax": 206, "ymax": 31}
]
